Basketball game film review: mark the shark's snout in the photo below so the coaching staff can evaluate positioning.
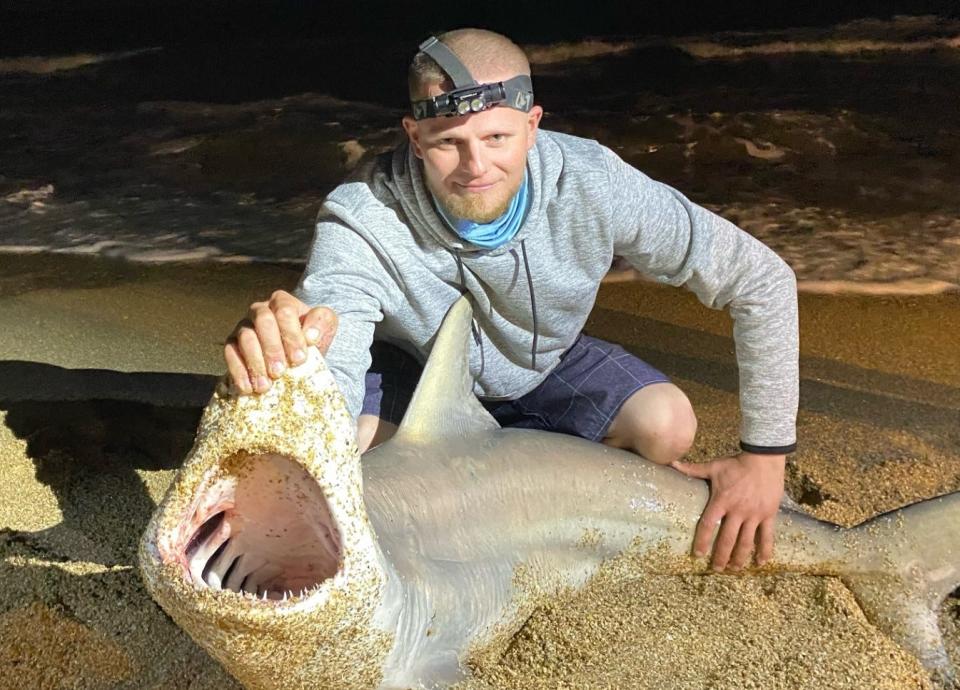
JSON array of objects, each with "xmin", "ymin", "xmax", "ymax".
[{"xmin": 175, "ymin": 451, "xmax": 342, "ymax": 602}]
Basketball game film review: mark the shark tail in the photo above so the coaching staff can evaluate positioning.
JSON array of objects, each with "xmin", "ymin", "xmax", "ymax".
[{"xmin": 840, "ymin": 490, "xmax": 960, "ymax": 688}]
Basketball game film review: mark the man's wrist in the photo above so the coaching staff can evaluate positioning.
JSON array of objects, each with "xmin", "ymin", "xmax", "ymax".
[
  {"xmin": 738, "ymin": 451, "xmax": 786, "ymax": 465},
  {"xmin": 737, "ymin": 452, "xmax": 786, "ymax": 488}
]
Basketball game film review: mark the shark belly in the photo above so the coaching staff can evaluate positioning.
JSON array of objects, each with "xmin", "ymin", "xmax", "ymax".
[{"xmin": 362, "ymin": 429, "xmax": 699, "ymax": 687}]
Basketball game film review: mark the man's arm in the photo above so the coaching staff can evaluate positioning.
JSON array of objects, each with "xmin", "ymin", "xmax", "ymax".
[
  {"xmin": 225, "ymin": 207, "xmax": 396, "ymax": 423},
  {"xmin": 600, "ymin": 145, "xmax": 799, "ymax": 569},
  {"xmin": 293, "ymin": 211, "xmax": 398, "ymax": 419}
]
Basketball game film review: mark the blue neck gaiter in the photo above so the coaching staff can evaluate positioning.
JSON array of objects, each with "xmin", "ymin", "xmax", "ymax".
[{"xmin": 435, "ymin": 171, "xmax": 529, "ymax": 249}]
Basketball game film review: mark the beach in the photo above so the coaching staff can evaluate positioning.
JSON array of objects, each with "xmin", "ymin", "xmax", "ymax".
[
  {"xmin": 0, "ymin": 253, "xmax": 957, "ymax": 688},
  {"xmin": 2, "ymin": 11, "xmax": 960, "ymax": 687}
]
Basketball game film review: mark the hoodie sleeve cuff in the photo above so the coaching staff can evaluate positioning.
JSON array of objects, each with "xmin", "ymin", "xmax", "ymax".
[{"xmin": 740, "ymin": 441, "xmax": 797, "ymax": 455}]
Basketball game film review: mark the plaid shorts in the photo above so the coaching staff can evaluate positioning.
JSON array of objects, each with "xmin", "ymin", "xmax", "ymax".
[{"xmin": 361, "ymin": 334, "xmax": 671, "ymax": 442}]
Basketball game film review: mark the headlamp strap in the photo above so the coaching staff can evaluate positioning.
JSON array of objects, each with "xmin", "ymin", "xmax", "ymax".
[
  {"xmin": 411, "ymin": 36, "xmax": 534, "ymax": 120},
  {"xmin": 418, "ymin": 36, "xmax": 478, "ymax": 89}
]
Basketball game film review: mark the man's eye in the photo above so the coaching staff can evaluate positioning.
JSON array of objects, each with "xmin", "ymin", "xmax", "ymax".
[{"xmin": 488, "ymin": 134, "xmax": 505, "ymax": 142}]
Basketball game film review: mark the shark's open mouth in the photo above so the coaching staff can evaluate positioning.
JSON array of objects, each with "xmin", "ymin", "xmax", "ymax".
[{"xmin": 179, "ymin": 452, "xmax": 342, "ymax": 601}]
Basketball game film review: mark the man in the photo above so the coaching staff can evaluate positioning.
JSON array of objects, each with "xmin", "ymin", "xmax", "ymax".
[{"xmin": 224, "ymin": 29, "xmax": 799, "ymax": 572}]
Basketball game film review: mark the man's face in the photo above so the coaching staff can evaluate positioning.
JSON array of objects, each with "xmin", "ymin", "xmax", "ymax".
[{"xmin": 402, "ymin": 82, "xmax": 543, "ymax": 223}]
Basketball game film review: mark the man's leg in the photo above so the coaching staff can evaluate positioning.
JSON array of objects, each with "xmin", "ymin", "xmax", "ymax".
[
  {"xmin": 357, "ymin": 415, "xmax": 398, "ymax": 453},
  {"xmin": 602, "ymin": 382, "xmax": 697, "ymax": 464},
  {"xmin": 486, "ymin": 335, "xmax": 696, "ymax": 462},
  {"xmin": 357, "ymin": 342, "xmax": 419, "ymax": 453}
]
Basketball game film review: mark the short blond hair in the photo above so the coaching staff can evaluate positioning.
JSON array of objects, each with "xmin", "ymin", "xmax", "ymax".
[{"xmin": 408, "ymin": 28, "xmax": 531, "ymax": 101}]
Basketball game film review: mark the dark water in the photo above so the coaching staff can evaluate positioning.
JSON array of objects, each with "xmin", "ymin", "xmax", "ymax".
[
  {"xmin": 1, "ymin": 14, "xmax": 959, "ymax": 288},
  {"xmin": 2, "ymin": 0, "xmax": 956, "ymax": 55}
]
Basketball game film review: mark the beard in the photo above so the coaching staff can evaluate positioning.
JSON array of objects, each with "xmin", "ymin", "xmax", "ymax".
[{"xmin": 433, "ymin": 179, "xmax": 519, "ymax": 223}]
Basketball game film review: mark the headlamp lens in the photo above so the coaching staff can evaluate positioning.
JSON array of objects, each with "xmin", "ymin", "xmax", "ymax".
[{"xmin": 410, "ymin": 74, "xmax": 533, "ymax": 120}]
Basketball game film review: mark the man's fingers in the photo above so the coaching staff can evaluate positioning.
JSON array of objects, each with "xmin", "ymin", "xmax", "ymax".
[
  {"xmin": 693, "ymin": 506, "xmax": 724, "ymax": 558},
  {"xmin": 269, "ymin": 291, "xmax": 314, "ymax": 367},
  {"xmin": 250, "ymin": 303, "xmax": 287, "ymax": 380},
  {"xmin": 756, "ymin": 518, "xmax": 776, "ymax": 566},
  {"xmin": 728, "ymin": 520, "xmax": 758, "ymax": 571},
  {"xmin": 710, "ymin": 517, "xmax": 743, "ymax": 571},
  {"xmin": 236, "ymin": 323, "xmax": 271, "ymax": 393},
  {"xmin": 223, "ymin": 292, "xmax": 326, "ymax": 392},
  {"xmin": 671, "ymin": 460, "xmax": 712, "ymax": 480},
  {"xmin": 273, "ymin": 303, "xmax": 308, "ymax": 368},
  {"xmin": 223, "ymin": 341, "xmax": 252, "ymax": 395},
  {"xmin": 302, "ymin": 307, "xmax": 339, "ymax": 355}
]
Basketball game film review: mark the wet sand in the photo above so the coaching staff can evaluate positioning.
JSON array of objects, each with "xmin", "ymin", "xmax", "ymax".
[{"xmin": 1, "ymin": 253, "xmax": 958, "ymax": 689}]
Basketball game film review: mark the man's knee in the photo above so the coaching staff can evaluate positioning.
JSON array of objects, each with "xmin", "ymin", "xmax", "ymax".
[
  {"xmin": 357, "ymin": 414, "xmax": 398, "ymax": 453},
  {"xmin": 603, "ymin": 383, "xmax": 697, "ymax": 464}
]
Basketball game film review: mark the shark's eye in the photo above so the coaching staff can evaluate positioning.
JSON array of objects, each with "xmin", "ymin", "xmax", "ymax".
[{"xmin": 181, "ymin": 452, "xmax": 342, "ymax": 601}]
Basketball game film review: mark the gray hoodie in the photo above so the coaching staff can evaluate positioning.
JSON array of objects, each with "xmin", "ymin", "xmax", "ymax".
[{"xmin": 296, "ymin": 129, "xmax": 798, "ymax": 452}]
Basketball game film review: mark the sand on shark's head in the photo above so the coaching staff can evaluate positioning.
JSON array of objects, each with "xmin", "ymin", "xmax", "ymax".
[{"xmin": 138, "ymin": 348, "xmax": 395, "ymax": 690}]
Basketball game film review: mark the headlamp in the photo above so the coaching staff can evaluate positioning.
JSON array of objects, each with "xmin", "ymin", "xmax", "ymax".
[{"xmin": 410, "ymin": 36, "xmax": 534, "ymax": 121}]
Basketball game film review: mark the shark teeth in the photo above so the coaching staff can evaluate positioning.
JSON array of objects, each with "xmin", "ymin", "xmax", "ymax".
[{"xmin": 231, "ymin": 586, "xmax": 318, "ymax": 603}]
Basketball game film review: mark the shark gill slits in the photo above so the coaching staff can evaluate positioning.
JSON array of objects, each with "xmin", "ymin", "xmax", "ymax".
[
  {"xmin": 237, "ymin": 572, "xmax": 251, "ymax": 594},
  {"xmin": 184, "ymin": 510, "xmax": 225, "ymax": 559},
  {"xmin": 201, "ymin": 537, "xmax": 231, "ymax": 585},
  {"xmin": 222, "ymin": 554, "xmax": 243, "ymax": 590}
]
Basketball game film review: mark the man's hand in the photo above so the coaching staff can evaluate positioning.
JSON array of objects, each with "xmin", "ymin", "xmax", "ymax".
[
  {"xmin": 224, "ymin": 290, "xmax": 338, "ymax": 395},
  {"xmin": 670, "ymin": 453, "xmax": 785, "ymax": 571}
]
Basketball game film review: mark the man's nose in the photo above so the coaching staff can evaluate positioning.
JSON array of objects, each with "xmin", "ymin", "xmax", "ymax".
[{"xmin": 460, "ymin": 140, "xmax": 487, "ymax": 178}]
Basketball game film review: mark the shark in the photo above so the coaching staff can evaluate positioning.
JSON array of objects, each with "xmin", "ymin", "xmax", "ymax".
[{"xmin": 139, "ymin": 296, "xmax": 960, "ymax": 689}]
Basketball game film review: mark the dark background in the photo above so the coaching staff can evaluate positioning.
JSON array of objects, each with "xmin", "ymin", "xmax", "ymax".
[{"xmin": 3, "ymin": 0, "xmax": 958, "ymax": 54}]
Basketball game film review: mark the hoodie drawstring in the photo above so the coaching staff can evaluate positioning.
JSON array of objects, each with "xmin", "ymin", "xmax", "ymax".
[
  {"xmin": 520, "ymin": 239, "xmax": 538, "ymax": 370},
  {"xmin": 451, "ymin": 242, "xmax": 539, "ymax": 374},
  {"xmin": 453, "ymin": 247, "xmax": 485, "ymax": 380}
]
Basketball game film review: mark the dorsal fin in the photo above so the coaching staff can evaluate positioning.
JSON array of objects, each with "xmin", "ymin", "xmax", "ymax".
[{"xmin": 394, "ymin": 296, "xmax": 500, "ymax": 443}]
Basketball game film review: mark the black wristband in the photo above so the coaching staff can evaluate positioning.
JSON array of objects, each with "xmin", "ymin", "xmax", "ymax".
[{"xmin": 740, "ymin": 441, "xmax": 797, "ymax": 455}]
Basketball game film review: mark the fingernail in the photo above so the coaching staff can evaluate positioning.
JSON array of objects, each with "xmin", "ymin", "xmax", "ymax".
[
  {"xmin": 305, "ymin": 328, "xmax": 320, "ymax": 343},
  {"xmin": 292, "ymin": 349, "xmax": 306, "ymax": 363},
  {"xmin": 270, "ymin": 361, "xmax": 285, "ymax": 377},
  {"xmin": 693, "ymin": 550, "xmax": 706, "ymax": 558},
  {"xmin": 257, "ymin": 376, "xmax": 270, "ymax": 391}
]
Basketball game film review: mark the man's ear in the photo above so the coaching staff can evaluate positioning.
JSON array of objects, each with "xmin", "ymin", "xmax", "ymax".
[
  {"xmin": 526, "ymin": 105, "xmax": 544, "ymax": 150},
  {"xmin": 402, "ymin": 116, "xmax": 424, "ymax": 159}
]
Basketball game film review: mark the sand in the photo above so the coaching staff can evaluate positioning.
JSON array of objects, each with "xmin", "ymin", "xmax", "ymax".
[
  {"xmin": 459, "ymin": 573, "xmax": 931, "ymax": 690},
  {"xmin": 1, "ymin": 253, "xmax": 957, "ymax": 689}
]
